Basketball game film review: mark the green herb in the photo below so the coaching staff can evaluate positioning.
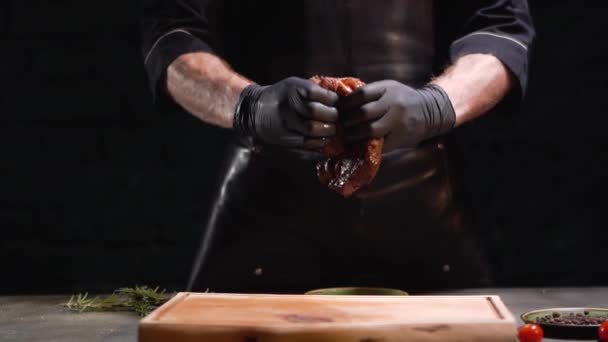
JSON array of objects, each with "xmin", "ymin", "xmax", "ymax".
[
  {"xmin": 115, "ymin": 286, "xmax": 175, "ymax": 316},
  {"xmin": 63, "ymin": 286, "xmax": 175, "ymax": 316},
  {"xmin": 64, "ymin": 292, "xmax": 123, "ymax": 313}
]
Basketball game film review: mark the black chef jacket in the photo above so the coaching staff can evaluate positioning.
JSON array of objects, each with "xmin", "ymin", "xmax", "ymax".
[
  {"xmin": 141, "ymin": 0, "xmax": 535, "ymax": 102},
  {"xmin": 138, "ymin": 0, "xmax": 535, "ymax": 293}
]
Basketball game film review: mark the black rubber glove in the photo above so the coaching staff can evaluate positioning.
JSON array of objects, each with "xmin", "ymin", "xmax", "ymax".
[
  {"xmin": 340, "ymin": 81, "xmax": 456, "ymax": 151},
  {"xmin": 233, "ymin": 77, "xmax": 339, "ymax": 149}
]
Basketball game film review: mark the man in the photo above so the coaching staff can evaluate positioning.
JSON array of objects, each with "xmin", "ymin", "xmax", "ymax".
[{"xmin": 140, "ymin": 1, "xmax": 535, "ymax": 293}]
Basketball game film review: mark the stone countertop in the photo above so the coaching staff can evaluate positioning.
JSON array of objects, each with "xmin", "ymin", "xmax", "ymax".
[{"xmin": 1, "ymin": 287, "xmax": 607, "ymax": 341}]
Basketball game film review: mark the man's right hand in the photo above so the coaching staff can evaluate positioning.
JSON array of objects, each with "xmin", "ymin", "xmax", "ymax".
[{"xmin": 233, "ymin": 77, "xmax": 339, "ymax": 149}]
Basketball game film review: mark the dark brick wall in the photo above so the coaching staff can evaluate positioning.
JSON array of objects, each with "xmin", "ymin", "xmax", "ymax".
[{"xmin": 1, "ymin": 1, "xmax": 606, "ymax": 294}]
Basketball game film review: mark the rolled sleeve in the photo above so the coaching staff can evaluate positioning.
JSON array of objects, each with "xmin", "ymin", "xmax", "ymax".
[
  {"xmin": 448, "ymin": 0, "xmax": 536, "ymax": 96},
  {"xmin": 140, "ymin": 0, "xmax": 215, "ymax": 101}
]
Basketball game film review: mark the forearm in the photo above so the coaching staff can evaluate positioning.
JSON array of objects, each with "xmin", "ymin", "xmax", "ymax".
[
  {"xmin": 166, "ymin": 52, "xmax": 253, "ymax": 129},
  {"xmin": 432, "ymin": 53, "xmax": 513, "ymax": 127}
]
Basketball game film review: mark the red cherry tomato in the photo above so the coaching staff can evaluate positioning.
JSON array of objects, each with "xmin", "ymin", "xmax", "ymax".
[
  {"xmin": 599, "ymin": 321, "xmax": 608, "ymax": 341},
  {"xmin": 518, "ymin": 323, "xmax": 544, "ymax": 342}
]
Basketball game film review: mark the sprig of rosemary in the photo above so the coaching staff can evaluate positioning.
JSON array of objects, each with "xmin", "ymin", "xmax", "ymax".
[
  {"xmin": 64, "ymin": 292, "xmax": 123, "ymax": 313},
  {"xmin": 116, "ymin": 286, "xmax": 175, "ymax": 316},
  {"xmin": 63, "ymin": 286, "xmax": 175, "ymax": 316}
]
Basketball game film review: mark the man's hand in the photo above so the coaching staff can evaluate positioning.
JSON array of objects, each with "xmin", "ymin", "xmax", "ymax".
[
  {"xmin": 233, "ymin": 77, "xmax": 339, "ymax": 149},
  {"xmin": 340, "ymin": 80, "xmax": 456, "ymax": 152}
]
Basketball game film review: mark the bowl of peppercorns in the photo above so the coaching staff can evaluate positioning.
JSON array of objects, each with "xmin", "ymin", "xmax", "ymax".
[{"xmin": 521, "ymin": 307, "xmax": 608, "ymax": 340}]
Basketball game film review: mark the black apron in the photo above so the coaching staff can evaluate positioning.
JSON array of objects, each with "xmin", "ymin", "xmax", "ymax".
[{"xmin": 188, "ymin": 0, "xmax": 490, "ymax": 293}]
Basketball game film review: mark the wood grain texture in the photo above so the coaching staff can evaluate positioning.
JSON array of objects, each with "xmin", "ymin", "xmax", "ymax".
[{"xmin": 139, "ymin": 293, "xmax": 517, "ymax": 342}]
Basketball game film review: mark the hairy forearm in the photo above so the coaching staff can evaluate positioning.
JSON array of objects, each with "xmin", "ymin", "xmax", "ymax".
[
  {"xmin": 166, "ymin": 52, "xmax": 253, "ymax": 128},
  {"xmin": 432, "ymin": 54, "xmax": 513, "ymax": 127}
]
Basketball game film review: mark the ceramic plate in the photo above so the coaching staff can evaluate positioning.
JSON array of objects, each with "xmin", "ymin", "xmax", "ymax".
[{"xmin": 305, "ymin": 287, "xmax": 408, "ymax": 296}]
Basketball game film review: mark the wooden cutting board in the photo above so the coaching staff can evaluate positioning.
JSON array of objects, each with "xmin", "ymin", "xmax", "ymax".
[{"xmin": 139, "ymin": 292, "xmax": 517, "ymax": 342}]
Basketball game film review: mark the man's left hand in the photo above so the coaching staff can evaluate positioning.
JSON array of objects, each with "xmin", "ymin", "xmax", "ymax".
[{"xmin": 340, "ymin": 80, "xmax": 456, "ymax": 152}]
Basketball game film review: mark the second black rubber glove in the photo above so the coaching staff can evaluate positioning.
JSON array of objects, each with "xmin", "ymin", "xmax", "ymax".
[
  {"xmin": 233, "ymin": 77, "xmax": 339, "ymax": 149},
  {"xmin": 340, "ymin": 80, "xmax": 456, "ymax": 152}
]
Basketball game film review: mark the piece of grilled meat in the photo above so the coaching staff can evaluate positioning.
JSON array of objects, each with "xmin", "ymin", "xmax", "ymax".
[{"xmin": 311, "ymin": 76, "xmax": 384, "ymax": 197}]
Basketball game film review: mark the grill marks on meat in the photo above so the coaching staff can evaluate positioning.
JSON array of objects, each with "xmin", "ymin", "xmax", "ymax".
[{"xmin": 311, "ymin": 76, "xmax": 384, "ymax": 197}]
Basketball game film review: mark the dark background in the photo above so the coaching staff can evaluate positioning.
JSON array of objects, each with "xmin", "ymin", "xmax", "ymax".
[{"xmin": 1, "ymin": 1, "xmax": 606, "ymax": 294}]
